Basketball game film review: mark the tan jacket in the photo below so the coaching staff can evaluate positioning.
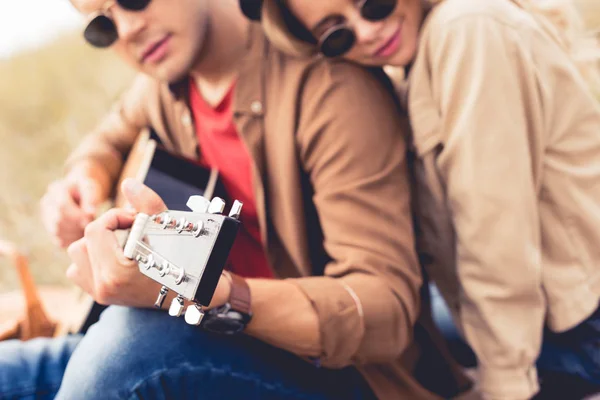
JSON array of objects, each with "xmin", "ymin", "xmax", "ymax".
[
  {"xmin": 67, "ymin": 24, "xmax": 468, "ymax": 400},
  {"xmin": 407, "ymin": 0, "xmax": 600, "ymax": 398},
  {"xmin": 258, "ymin": 0, "xmax": 600, "ymax": 398}
]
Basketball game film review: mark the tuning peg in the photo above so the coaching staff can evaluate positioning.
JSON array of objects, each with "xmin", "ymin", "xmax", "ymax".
[
  {"xmin": 169, "ymin": 295, "xmax": 185, "ymax": 317},
  {"xmin": 154, "ymin": 286, "xmax": 169, "ymax": 309},
  {"xmin": 228, "ymin": 200, "xmax": 243, "ymax": 220},
  {"xmin": 135, "ymin": 254, "xmax": 147, "ymax": 265},
  {"xmin": 184, "ymin": 304, "xmax": 205, "ymax": 326},
  {"xmin": 187, "ymin": 195, "xmax": 210, "ymax": 213},
  {"xmin": 175, "ymin": 218, "xmax": 188, "ymax": 233},
  {"xmin": 163, "ymin": 262, "xmax": 186, "ymax": 285},
  {"xmin": 151, "ymin": 212, "xmax": 167, "ymax": 225},
  {"xmin": 208, "ymin": 197, "xmax": 226, "ymax": 214},
  {"xmin": 138, "ymin": 254, "xmax": 155, "ymax": 270},
  {"xmin": 161, "ymin": 213, "xmax": 177, "ymax": 230}
]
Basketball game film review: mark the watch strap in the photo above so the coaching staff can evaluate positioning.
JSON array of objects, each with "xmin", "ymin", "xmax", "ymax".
[{"xmin": 225, "ymin": 272, "xmax": 251, "ymax": 315}]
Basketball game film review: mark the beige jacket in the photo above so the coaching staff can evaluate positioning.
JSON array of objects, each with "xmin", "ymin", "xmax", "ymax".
[
  {"xmin": 67, "ymin": 24, "xmax": 469, "ymax": 400},
  {"xmin": 408, "ymin": 0, "xmax": 600, "ymax": 398},
  {"xmin": 259, "ymin": 0, "xmax": 600, "ymax": 398}
]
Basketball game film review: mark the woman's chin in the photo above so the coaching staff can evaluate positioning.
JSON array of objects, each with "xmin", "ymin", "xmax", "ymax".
[{"xmin": 386, "ymin": 44, "xmax": 416, "ymax": 68}]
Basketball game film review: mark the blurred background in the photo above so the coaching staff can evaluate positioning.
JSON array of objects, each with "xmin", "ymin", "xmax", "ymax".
[
  {"xmin": 0, "ymin": 0, "xmax": 599, "ymax": 293},
  {"xmin": 0, "ymin": 0, "xmax": 134, "ymax": 291}
]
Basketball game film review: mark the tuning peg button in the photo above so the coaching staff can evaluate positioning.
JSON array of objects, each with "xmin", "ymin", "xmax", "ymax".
[
  {"xmin": 229, "ymin": 200, "xmax": 243, "ymax": 219},
  {"xmin": 208, "ymin": 197, "xmax": 226, "ymax": 214},
  {"xmin": 169, "ymin": 295, "xmax": 185, "ymax": 317},
  {"xmin": 187, "ymin": 196, "xmax": 210, "ymax": 213},
  {"xmin": 184, "ymin": 304, "xmax": 205, "ymax": 326}
]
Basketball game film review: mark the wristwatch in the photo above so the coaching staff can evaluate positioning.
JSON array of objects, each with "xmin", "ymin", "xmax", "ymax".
[{"xmin": 201, "ymin": 272, "xmax": 252, "ymax": 335}]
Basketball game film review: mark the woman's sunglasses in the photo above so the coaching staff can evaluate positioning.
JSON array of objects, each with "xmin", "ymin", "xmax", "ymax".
[
  {"xmin": 84, "ymin": 0, "xmax": 151, "ymax": 48},
  {"xmin": 318, "ymin": 0, "xmax": 398, "ymax": 58}
]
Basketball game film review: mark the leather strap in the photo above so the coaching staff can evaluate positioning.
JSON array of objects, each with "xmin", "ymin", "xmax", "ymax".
[{"xmin": 225, "ymin": 272, "xmax": 252, "ymax": 315}]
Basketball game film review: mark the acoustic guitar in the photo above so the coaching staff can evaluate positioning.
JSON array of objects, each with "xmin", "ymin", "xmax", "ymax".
[
  {"xmin": 1, "ymin": 128, "xmax": 238, "ymax": 339},
  {"xmin": 76, "ymin": 128, "xmax": 239, "ymax": 333}
]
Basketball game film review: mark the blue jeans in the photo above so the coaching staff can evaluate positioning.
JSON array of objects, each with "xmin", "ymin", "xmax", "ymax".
[
  {"xmin": 430, "ymin": 284, "xmax": 600, "ymax": 389},
  {"xmin": 0, "ymin": 306, "xmax": 376, "ymax": 400}
]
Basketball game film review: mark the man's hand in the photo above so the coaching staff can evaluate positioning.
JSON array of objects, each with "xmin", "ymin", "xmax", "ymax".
[
  {"xmin": 40, "ymin": 161, "xmax": 111, "ymax": 248},
  {"xmin": 66, "ymin": 178, "xmax": 231, "ymax": 309}
]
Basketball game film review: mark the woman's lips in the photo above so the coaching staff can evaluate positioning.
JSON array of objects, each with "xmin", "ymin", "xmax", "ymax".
[
  {"xmin": 374, "ymin": 27, "xmax": 402, "ymax": 58},
  {"xmin": 142, "ymin": 35, "xmax": 171, "ymax": 64}
]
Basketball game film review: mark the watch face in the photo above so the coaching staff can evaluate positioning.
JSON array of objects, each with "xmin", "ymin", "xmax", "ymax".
[{"xmin": 201, "ymin": 304, "xmax": 251, "ymax": 335}]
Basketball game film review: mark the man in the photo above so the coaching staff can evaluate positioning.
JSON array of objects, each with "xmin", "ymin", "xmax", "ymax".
[{"xmin": 0, "ymin": 0, "xmax": 469, "ymax": 398}]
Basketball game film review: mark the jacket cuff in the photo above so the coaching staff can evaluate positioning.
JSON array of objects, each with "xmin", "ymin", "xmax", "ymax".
[
  {"xmin": 287, "ymin": 276, "xmax": 365, "ymax": 368},
  {"xmin": 479, "ymin": 365, "xmax": 539, "ymax": 400}
]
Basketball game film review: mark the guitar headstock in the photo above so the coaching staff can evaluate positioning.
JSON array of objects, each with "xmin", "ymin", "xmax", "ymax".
[{"xmin": 123, "ymin": 195, "xmax": 242, "ymax": 326}]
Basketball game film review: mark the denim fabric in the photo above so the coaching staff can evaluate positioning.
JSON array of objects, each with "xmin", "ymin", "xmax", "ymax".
[
  {"xmin": 0, "ymin": 306, "xmax": 375, "ymax": 400},
  {"xmin": 537, "ymin": 306, "xmax": 600, "ymax": 385},
  {"xmin": 430, "ymin": 284, "xmax": 600, "ymax": 389},
  {"xmin": 0, "ymin": 335, "xmax": 80, "ymax": 400}
]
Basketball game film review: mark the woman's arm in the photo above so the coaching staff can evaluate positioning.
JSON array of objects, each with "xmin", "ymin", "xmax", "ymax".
[{"xmin": 416, "ymin": 12, "xmax": 546, "ymax": 400}]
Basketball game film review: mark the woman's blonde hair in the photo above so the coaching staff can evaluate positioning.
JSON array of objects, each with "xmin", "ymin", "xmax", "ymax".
[{"xmin": 431, "ymin": 0, "xmax": 600, "ymax": 94}]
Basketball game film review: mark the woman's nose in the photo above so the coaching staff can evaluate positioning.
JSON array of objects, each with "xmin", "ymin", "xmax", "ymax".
[{"xmin": 353, "ymin": 19, "xmax": 382, "ymax": 45}]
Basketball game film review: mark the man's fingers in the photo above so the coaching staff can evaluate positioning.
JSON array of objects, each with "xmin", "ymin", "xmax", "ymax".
[
  {"xmin": 121, "ymin": 178, "xmax": 167, "ymax": 215},
  {"xmin": 72, "ymin": 177, "xmax": 103, "ymax": 217},
  {"xmin": 67, "ymin": 238, "xmax": 89, "ymax": 268},
  {"xmin": 40, "ymin": 180, "xmax": 91, "ymax": 246},
  {"xmin": 87, "ymin": 208, "xmax": 137, "ymax": 235},
  {"xmin": 66, "ymin": 239, "xmax": 94, "ymax": 295}
]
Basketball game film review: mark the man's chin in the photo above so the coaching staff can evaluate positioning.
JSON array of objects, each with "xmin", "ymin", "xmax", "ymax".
[{"xmin": 143, "ymin": 62, "xmax": 188, "ymax": 84}]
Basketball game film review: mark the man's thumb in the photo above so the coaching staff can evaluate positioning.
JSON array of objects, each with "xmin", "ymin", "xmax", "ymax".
[{"xmin": 121, "ymin": 178, "xmax": 167, "ymax": 215}]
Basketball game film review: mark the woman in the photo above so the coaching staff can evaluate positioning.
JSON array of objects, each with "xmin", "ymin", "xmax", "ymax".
[{"xmin": 251, "ymin": 0, "xmax": 600, "ymax": 399}]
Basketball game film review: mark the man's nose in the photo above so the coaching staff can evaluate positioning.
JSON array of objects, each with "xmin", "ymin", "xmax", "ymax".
[{"xmin": 113, "ymin": 9, "xmax": 146, "ymax": 43}]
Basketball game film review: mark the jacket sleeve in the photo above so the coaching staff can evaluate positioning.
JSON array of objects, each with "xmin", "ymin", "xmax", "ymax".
[
  {"xmin": 65, "ymin": 73, "xmax": 154, "ymax": 183},
  {"xmin": 421, "ymin": 16, "xmax": 545, "ymax": 399},
  {"xmin": 288, "ymin": 61, "xmax": 422, "ymax": 368}
]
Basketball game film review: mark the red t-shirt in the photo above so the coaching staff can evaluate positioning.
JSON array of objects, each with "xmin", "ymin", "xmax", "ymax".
[{"xmin": 189, "ymin": 79, "xmax": 273, "ymax": 279}]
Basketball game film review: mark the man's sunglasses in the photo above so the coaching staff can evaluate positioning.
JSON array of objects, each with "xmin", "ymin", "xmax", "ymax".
[
  {"xmin": 84, "ymin": 0, "xmax": 151, "ymax": 48},
  {"xmin": 318, "ymin": 0, "xmax": 397, "ymax": 58}
]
